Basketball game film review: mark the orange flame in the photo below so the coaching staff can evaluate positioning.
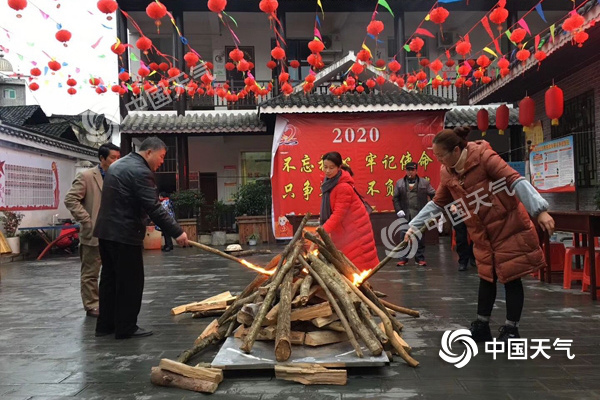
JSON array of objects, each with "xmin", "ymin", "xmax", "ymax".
[
  {"xmin": 311, "ymin": 249, "xmax": 319, "ymax": 256},
  {"xmin": 240, "ymin": 259, "xmax": 275, "ymax": 275},
  {"xmin": 352, "ymin": 269, "xmax": 372, "ymax": 286},
  {"xmin": 301, "ymin": 268, "xmax": 309, "ymax": 275}
]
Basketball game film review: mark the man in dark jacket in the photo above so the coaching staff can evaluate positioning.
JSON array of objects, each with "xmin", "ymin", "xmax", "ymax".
[
  {"xmin": 392, "ymin": 162, "xmax": 435, "ymax": 266},
  {"xmin": 93, "ymin": 137, "xmax": 188, "ymax": 339}
]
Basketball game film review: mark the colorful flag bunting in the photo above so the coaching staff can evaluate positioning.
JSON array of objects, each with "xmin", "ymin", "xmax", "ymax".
[
  {"xmin": 377, "ymin": 0, "xmax": 394, "ymax": 17},
  {"xmin": 483, "ymin": 47, "xmax": 497, "ymax": 58},
  {"xmin": 517, "ymin": 19, "xmax": 532, "ymax": 36},
  {"xmin": 535, "ymin": 3, "xmax": 547, "ymax": 23},
  {"xmin": 415, "ymin": 28, "xmax": 435, "ymax": 38}
]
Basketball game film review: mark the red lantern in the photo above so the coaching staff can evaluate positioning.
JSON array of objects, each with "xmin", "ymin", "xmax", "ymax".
[
  {"xmin": 545, "ymin": 85, "xmax": 564, "ymax": 126},
  {"xmin": 30, "ymin": 67, "xmax": 41, "ymax": 76},
  {"xmin": 207, "ymin": 0, "xmax": 227, "ymax": 14},
  {"xmin": 445, "ymin": 58, "xmax": 455, "ymax": 68},
  {"xmin": 159, "ymin": 62, "xmax": 169, "ymax": 71},
  {"xmin": 237, "ymin": 59, "xmax": 250, "ymax": 72},
  {"xmin": 8, "ymin": 0, "xmax": 27, "ymax": 17},
  {"xmin": 266, "ymin": 60, "xmax": 276, "ymax": 70},
  {"xmin": 356, "ymin": 85, "xmax": 365, "ymax": 93},
  {"xmin": 563, "ymin": 13, "xmax": 584, "ymax": 33},
  {"xmin": 168, "ymin": 67, "xmax": 180, "ymax": 78},
  {"xmin": 308, "ymin": 39, "xmax": 325, "ymax": 54},
  {"xmin": 118, "ymin": 72, "xmax": 129, "ymax": 82},
  {"xmin": 184, "ymin": 52, "xmax": 199, "ymax": 68},
  {"xmin": 278, "ymin": 72, "xmax": 289, "ymax": 84},
  {"xmin": 345, "ymin": 76, "xmax": 355, "ymax": 86},
  {"xmin": 281, "ymin": 82, "xmax": 293, "ymax": 95},
  {"xmin": 111, "ymin": 42, "xmax": 125, "ymax": 55},
  {"xmin": 535, "ymin": 50, "xmax": 547, "ymax": 64},
  {"xmin": 481, "ymin": 76, "xmax": 492, "ymax": 84},
  {"xmin": 97, "ymin": 0, "xmax": 118, "ymax": 19},
  {"xmin": 305, "ymin": 75, "xmax": 316, "ymax": 84},
  {"xmin": 201, "ymin": 72, "xmax": 214, "ymax": 86},
  {"xmin": 351, "ymin": 63, "xmax": 364, "ymax": 75},
  {"xmin": 419, "ymin": 58, "xmax": 430, "ymax": 67},
  {"xmin": 500, "ymin": 67, "xmax": 510, "ymax": 77},
  {"xmin": 416, "ymin": 70, "xmax": 427, "ymax": 81},
  {"xmin": 388, "ymin": 60, "xmax": 401, "ymax": 73},
  {"xmin": 473, "ymin": 69, "xmax": 483, "ymax": 80},
  {"xmin": 429, "ymin": 59, "xmax": 443, "ymax": 75},
  {"xmin": 289, "ymin": 60, "xmax": 300, "ymax": 69},
  {"xmin": 224, "ymin": 62, "xmax": 235, "ymax": 71},
  {"xmin": 455, "ymin": 39, "xmax": 471, "ymax": 58},
  {"xmin": 429, "ymin": 7, "xmax": 449, "ymax": 25},
  {"xmin": 497, "ymin": 57, "xmax": 509, "ymax": 69},
  {"xmin": 149, "ymin": 62, "xmax": 159, "ymax": 71},
  {"xmin": 496, "ymin": 104, "xmax": 509, "ymax": 135},
  {"xmin": 259, "ymin": 0, "xmax": 278, "ymax": 14},
  {"xmin": 136, "ymin": 36, "xmax": 152, "ymax": 53},
  {"xmin": 205, "ymin": 62, "xmax": 214, "ymax": 70},
  {"xmin": 29, "ymin": 82, "xmax": 39, "ymax": 91},
  {"xmin": 409, "ymin": 37, "xmax": 424, "ymax": 54},
  {"xmin": 55, "ymin": 29, "xmax": 71, "ymax": 46},
  {"xmin": 367, "ymin": 20, "xmax": 384, "ymax": 37},
  {"xmin": 229, "ymin": 48, "xmax": 243, "ymax": 62},
  {"xmin": 458, "ymin": 64, "xmax": 470, "ymax": 76},
  {"xmin": 510, "ymin": 28, "xmax": 526, "ymax": 44},
  {"xmin": 376, "ymin": 76, "xmax": 386, "ymax": 86},
  {"xmin": 574, "ymin": 31, "xmax": 589, "ymax": 47},
  {"xmin": 477, "ymin": 109, "xmax": 489, "ymax": 136},
  {"xmin": 464, "ymin": 80, "xmax": 473, "ymax": 88},
  {"xmin": 138, "ymin": 66, "xmax": 150, "ymax": 77},
  {"xmin": 476, "ymin": 55, "xmax": 490, "ymax": 68},
  {"xmin": 48, "ymin": 60, "xmax": 61, "ymax": 71},
  {"xmin": 66, "ymin": 77, "xmax": 77, "ymax": 87},
  {"xmin": 357, "ymin": 50, "xmax": 370, "ymax": 62},
  {"xmin": 89, "ymin": 77, "xmax": 100, "ymax": 85},
  {"xmin": 375, "ymin": 59, "xmax": 386, "ymax": 68},
  {"xmin": 146, "ymin": 1, "xmax": 167, "ymax": 33},
  {"xmin": 489, "ymin": 7, "xmax": 508, "ymax": 30},
  {"xmin": 516, "ymin": 49, "xmax": 530, "ymax": 63},
  {"xmin": 366, "ymin": 79, "xmax": 376, "ymax": 89},
  {"xmin": 454, "ymin": 77, "xmax": 465, "ymax": 88},
  {"xmin": 396, "ymin": 77, "xmax": 405, "ymax": 88},
  {"xmin": 519, "ymin": 96, "xmax": 535, "ymax": 127},
  {"xmin": 271, "ymin": 46, "xmax": 285, "ymax": 60},
  {"xmin": 67, "ymin": 88, "xmax": 77, "ymax": 95}
]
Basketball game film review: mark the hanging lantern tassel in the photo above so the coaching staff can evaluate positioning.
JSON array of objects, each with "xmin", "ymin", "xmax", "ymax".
[
  {"xmin": 477, "ymin": 108, "xmax": 489, "ymax": 137},
  {"xmin": 545, "ymin": 85, "xmax": 564, "ymax": 126},
  {"xmin": 496, "ymin": 104, "xmax": 509, "ymax": 135},
  {"xmin": 146, "ymin": 1, "xmax": 168, "ymax": 34}
]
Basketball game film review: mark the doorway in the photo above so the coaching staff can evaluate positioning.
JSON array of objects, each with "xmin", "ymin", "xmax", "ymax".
[{"xmin": 199, "ymin": 173, "xmax": 218, "ymax": 232}]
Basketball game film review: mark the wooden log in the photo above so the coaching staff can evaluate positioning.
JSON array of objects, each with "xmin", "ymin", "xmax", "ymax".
[
  {"xmin": 292, "ymin": 285, "xmax": 320, "ymax": 307},
  {"xmin": 234, "ymin": 326, "xmax": 306, "ymax": 344},
  {"xmin": 275, "ymin": 267, "xmax": 294, "ymax": 362},
  {"xmin": 385, "ymin": 307, "xmax": 397, "ymax": 317},
  {"xmin": 178, "ymin": 324, "xmax": 228, "ymax": 364},
  {"xmin": 311, "ymin": 314, "xmax": 339, "ymax": 328},
  {"xmin": 275, "ymin": 365, "xmax": 347, "ymax": 386},
  {"xmin": 217, "ymin": 292, "xmax": 259, "ymax": 327},
  {"xmin": 290, "ymin": 302, "xmax": 332, "ymax": 322},
  {"xmin": 373, "ymin": 290, "xmax": 387, "ymax": 298},
  {"xmin": 341, "ymin": 275, "xmax": 419, "ymax": 368},
  {"xmin": 304, "ymin": 330, "xmax": 349, "ymax": 347},
  {"xmin": 186, "ymin": 301, "xmax": 229, "ymax": 313},
  {"xmin": 322, "ymin": 321, "xmax": 345, "ymax": 332},
  {"xmin": 357, "ymin": 303, "xmax": 388, "ymax": 345},
  {"xmin": 191, "ymin": 309, "xmax": 226, "ymax": 319},
  {"xmin": 307, "ymin": 255, "xmax": 382, "ymax": 356},
  {"xmin": 188, "ymin": 240, "xmax": 252, "ymax": 265},
  {"xmin": 264, "ymin": 303, "xmax": 280, "ymax": 326},
  {"xmin": 240, "ymin": 243, "xmax": 303, "ymax": 353},
  {"xmin": 380, "ymin": 299, "xmax": 420, "ymax": 318},
  {"xmin": 150, "ymin": 367, "xmax": 219, "ymax": 393},
  {"xmin": 258, "ymin": 283, "xmax": 272, "ymax": 296},
  {"xmin": 236, "ymin": 310, "xmax": 254, "ymax": 326},
  {"xmin": 196, "ymin": 319, "xmax": 219, "ymax": 344},
  {"xmin": 298, "ymin": 257, "xmax": 363, "ymax": 358},
  {"xmin": 378, "ymin": 323, "xmax": 412, "ymax": 354},
  {"xmin": 298, "ymin": 275, "xmax": 314, "ymax": 305},
  {"xmin": 171, "ymin": 291, "xmax": 235, "ymax": 315},
  {"xmin": 158, "ymin": 359, "xmax": 223, "ymax": 383},
  {"xmin": 230, "ymin": 249, "xmax": 273, "ymax": 257}
]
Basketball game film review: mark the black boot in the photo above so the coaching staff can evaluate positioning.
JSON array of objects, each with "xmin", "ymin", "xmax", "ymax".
[
  {"xmin": 469, "ymin": 320, "xmax": 492, "ymax": 343},
  {"xmin": 498, "ymin": 325, "xmax": 520, "ymax": 342}
]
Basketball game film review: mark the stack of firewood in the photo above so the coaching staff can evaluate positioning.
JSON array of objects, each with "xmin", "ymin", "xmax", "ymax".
[{"xmin": 157, "ymin": 214, "xmax": 420, "ymax": 392}]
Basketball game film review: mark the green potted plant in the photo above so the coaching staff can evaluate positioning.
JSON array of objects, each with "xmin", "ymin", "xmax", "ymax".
[
  {"xmin": 248, "ymin": 232, "xmax": 261, "ymax": 246},
  {"xmin": 1, "ymin": 211, "xmax": 24, "ymax": 254},
  {"xmin": 233, "ymin": 180, "xmax": 272, "ymax": 244},
  {"xmin": 171, "ymin": 190, "xmax": 205, "ymax": 219}
]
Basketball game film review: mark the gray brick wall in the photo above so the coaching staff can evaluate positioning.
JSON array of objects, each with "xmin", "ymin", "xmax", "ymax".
[{"xmin": 530, "ymin": 58, "xmax": 600, "ymax": 212}]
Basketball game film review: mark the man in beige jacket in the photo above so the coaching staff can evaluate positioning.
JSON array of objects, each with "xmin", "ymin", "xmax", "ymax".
[{"xmin": 65, "ymin": 143, "xmax": 121, "ymax": 317}]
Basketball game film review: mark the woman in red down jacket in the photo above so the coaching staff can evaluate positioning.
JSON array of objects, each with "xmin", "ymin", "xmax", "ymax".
[{"xmin": 320, "ymin": 152, "xmax": 379, "ymax": 272}]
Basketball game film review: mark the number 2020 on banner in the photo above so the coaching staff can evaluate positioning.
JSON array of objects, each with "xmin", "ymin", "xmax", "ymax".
[{"xmin": 332, "ymin": 127, "xmax": 380, "ymax": 143}]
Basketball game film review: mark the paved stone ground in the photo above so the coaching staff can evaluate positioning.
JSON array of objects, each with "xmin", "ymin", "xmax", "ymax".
[{"xmin": 1, "ymin": 238, "xmax": 600, "ymax": 399}]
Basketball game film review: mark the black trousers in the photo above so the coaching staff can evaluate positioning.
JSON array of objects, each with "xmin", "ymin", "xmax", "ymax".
[
  {"xmin": 454, "ymin": 221, "xmax": 474, "ymax": 265},
  {"xmin": 399, "ymin": 229, "xmax": 425, "ymax": 262},
  {"xmin": 96, "ymin": 239, "xmax": 144, "ymax": 337},
  {"xmin": 477, "ymin": 277, "xmax": 524, "ymax": 322},
  {"xmin": 161, "ymin": 231, "xmax": 173, "ymax": 249}
]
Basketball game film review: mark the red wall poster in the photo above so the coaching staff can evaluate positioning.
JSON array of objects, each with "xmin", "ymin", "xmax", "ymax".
[{"xmin": 271, "ymin": 112, "xmax": 445, "ymax": 239}]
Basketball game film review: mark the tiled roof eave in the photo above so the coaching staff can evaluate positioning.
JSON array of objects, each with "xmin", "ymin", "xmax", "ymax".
[{"xmin": 260, "ymin": 103, "xmax": 454, "ymax": 114}]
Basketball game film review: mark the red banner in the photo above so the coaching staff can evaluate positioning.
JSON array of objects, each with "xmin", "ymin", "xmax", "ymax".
[{"xmin": 271, "ymin": 112, "xmax": 445, "ymax": 239}]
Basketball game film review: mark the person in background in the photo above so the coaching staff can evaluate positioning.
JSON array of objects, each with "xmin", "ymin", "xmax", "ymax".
[
  {"xmin": 405, "ymin": 126, "xmax": 554, "ymax": 342},
  {"xmin": 451, "ymin": 203, "xmax": 476, "ymax": 272},
  {"xmin": 392, "ymin": 162, "xmax": 436, "ymax": 267},
  {"xmin": 158, "ymin": 192, "xmax": 176, "ymax": 252},
  {"xmin": 93, "ymin": 137, "xmax": 188, "ymax": 339},
  {"xmin": 320, "ymin": 151, "xmax": 379, "ymax": 272},
  {"xmin": 64, "ymin": 143, "xmax": 121, "ymax": 318}
]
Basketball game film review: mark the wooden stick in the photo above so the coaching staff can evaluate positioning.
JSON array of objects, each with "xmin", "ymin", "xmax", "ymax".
[
  {"xmin": 158, "ymin": 359, "xmax": 223, "ymax": 383},
  {"xmin": 240, "ymin": 244, "xmax": 303, "ymax": 353},
  {"xmin": 188, "ymin": 240, "xmax": 249, "ymax": 265},
  {"xmin": 307, "ymin": 254, "xmax": 382, "ymax": 356},
  {"xmin": 341, "ymin": 275, "xmax": 419, "ymax": 368},
  {"xmin": 275, "ymin": 365, "xmax": 347, "ymax": 385},
  {"xmin": 299, "ymin": 257, "xmax": 363, "ymax": 358},
  {"xmin": 358, "ymin": 303, "xmax": 388, "ymax": 344},
  {"xmin": 191, "ymin": 309, "xmax": 226, "ymax": 318},
  {"xmin": 299, "ymin": 275, "xmax": 313, "ymax": 306},
  {"xmin": 275, "ymin": 267, "xmax": 294, "ymax": 362},
  {"xmin": 380, "ymin": 299, "xmax": 420, "ymax": 318}
]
